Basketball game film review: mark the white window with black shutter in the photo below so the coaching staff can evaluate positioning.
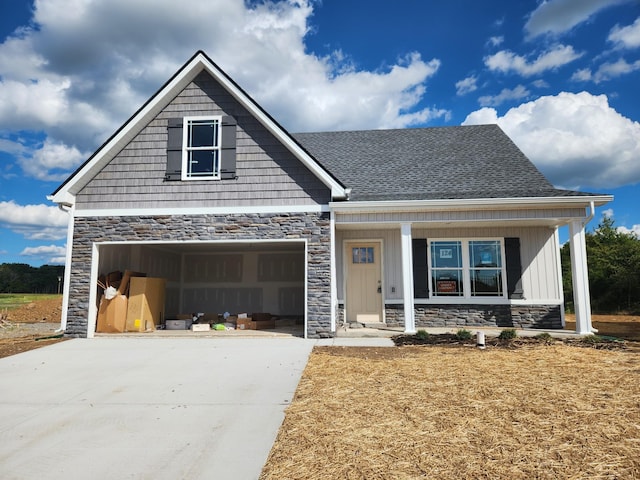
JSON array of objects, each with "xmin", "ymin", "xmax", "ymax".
[
  {"xmin": 427, "ymin": 239, "xmax": 508, "ymax": 299},
  {"xmin": 412, "ymin": 237, "xmax": 523, "ymax": 301},
  {"xmin": 165, "ymin": 115, "xmax": 237, "ymax": 181}
]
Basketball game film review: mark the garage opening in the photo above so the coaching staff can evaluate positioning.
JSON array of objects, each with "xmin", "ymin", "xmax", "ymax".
[{"xmin": 93, "ymin": 240, "xmax": 306, "ymax": 336}]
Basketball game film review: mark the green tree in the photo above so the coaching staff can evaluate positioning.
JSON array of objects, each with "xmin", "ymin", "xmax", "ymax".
[
  {"xmin": 0, "ymin": 263, "xmax": 64, "ymax": 294},
  {"xmin": 562, "ymin": 218, "xmax": 640, "ymax": 314}
]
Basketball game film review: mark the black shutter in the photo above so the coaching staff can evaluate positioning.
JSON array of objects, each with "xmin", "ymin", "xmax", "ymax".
[
  {"xmin": 505, "ymin": 237, "xmax": 524, "ymax": 299},
  {"xmin": 412, "ymin": 238, "xmax": 429, "ymax": 298},
  {"xmin": 220, "ymin": 115, "xmax": 237, "ymax": 180},
  {"xmin": 165, "ymin": 118, "xmax": 183, "ymax": 181}
]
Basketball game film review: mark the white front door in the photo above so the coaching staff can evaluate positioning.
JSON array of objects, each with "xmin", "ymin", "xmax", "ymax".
[{"xmin": 346, "ymin": 242, "xmax": 383, "ymax": 323}]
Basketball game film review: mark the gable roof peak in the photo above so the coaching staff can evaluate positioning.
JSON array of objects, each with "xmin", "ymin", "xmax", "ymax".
[{"xmin": 50, "ymin": 50, "xmax": 346, "ymax": 204}]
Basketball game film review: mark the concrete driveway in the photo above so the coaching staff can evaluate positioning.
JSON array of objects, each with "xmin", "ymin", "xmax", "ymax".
[{"xmin": 0, "ymin": 337, "xmax": 317, "ymax": 480}]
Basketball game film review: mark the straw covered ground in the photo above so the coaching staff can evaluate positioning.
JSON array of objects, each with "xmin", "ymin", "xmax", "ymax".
[{"xmin": 261, "ymin": 343, "xmax": 640, "ymax": 479}]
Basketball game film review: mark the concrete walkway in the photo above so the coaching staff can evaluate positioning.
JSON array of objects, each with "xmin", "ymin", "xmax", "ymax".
[{"xmin": 1, "ymin": 337, "xmax": 359, "ymax": 480}]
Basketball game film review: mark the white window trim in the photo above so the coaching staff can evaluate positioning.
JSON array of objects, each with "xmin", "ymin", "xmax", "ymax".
[
  {"xmin": 181, "ymin": 115, "xmax": 222, "ymax": 181},
  {"xmin": 427, "ymin": 238, "xmax": 508, "ymax": 300}
]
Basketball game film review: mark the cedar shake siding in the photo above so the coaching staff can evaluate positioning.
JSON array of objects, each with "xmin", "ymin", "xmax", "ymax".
[{"xmin": 75, "ymin": 72, "xmax": 330, "ymax": 210}]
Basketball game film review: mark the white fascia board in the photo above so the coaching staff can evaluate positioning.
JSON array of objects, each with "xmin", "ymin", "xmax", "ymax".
[
  {"xmin": 196, "ymin": 55, "xmax": 347, "ymax": 199},
  {"xmin": 330, "ymin": 195, "xmax": 614, "ymax": 213},
  {"xmin": 73, "ymin": 204, "xmax": 330, "ymax": 217},
  {"xmin": 51, "ymin": 52, "xmax": 347, "ymax": 205},
  {"xmin": 47, "ymin": 191, "xmax": 74, "ymax": 206}
]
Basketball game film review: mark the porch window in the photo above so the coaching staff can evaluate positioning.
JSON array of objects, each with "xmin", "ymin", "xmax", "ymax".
[
  {"xmin": 469, "ymin": 240, "xmax": 503, "ymax": 296},
  {"xmin": 429, "ymin": 239, "xmax": 506, "ymax": 298},
  {"xmin": 430, "ymin": 241, "xmax": 463, "ymax": 296},
  {"xmin": 182, "ymin": 116, "xmax": 221, "ymax": 179}
]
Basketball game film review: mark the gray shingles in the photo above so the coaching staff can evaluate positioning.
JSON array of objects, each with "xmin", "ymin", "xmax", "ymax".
[{"xmin": 293, "ymin": 125, "xmax": 592, "ymax": 201}]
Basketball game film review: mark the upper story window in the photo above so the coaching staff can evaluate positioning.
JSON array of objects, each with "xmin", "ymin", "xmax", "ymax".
[
  {"xmin": 182, "ymin": 116, "xmax": 221, "ymax": 180},
  {"xmin": 429, "ymin": 239, "xmax": 506, "ymax": 298},
  {"xmin": 166, "ymin": 115, "xmax": 237, "ymax": 182}
]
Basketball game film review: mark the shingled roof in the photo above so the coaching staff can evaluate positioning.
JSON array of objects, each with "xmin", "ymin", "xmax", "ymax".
[{"xmin": 294, "ymin": 124, "xmax": 590, "ymax": 202}]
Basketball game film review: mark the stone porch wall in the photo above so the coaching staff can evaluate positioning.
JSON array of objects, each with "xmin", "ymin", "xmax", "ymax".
[
  {"xmin": 66, "ymin": 212, "xmax": 332, "ymax": 338},
  {"xmin": 351, "ymin": 304, "xmax": 562, "ymax": 329}
]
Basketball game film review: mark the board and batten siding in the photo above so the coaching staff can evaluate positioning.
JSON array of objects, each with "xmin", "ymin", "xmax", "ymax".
[
  {"xmin": 75, "ymin": 71, "xmax": 330, "ymax": 209},
  {"xmin": 336, "ymin": 225, "xmax": 561, "ymax": 302}
]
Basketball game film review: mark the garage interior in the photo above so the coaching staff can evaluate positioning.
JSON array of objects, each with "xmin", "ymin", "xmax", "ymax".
[{"xmin": 95, "ymin": 241, "xmax": 306, "ymax": 335}]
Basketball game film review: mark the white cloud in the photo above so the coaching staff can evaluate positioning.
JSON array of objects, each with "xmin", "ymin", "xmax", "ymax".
[
  {"xmin": 462, "ymin": 91, "xmax": 640, "ymax": 189},
  {"xmin": 618, "ymin": 224, "xmax": 640, "ymax": 236},
  {"xmin": 571, "ymin": 67, "xmax": 593, "ymax": 81},
  {"xmin": 485, "ymin": 45, "xmax": 583, "ymax": 76},
  {"xmin": 462, "ymin": 107, "xmax": 499, "ymax": 125},
  {"xmin": 22, "ymin": 139, "xmax": 86, "ymax": 182},
  {"xmin": 478, "ymin": 85, "xmax": 531, "ymax": 107},
  {"xmin": 608, "ymin": 16, "xmax": 640, "ymax": 49},
  {"xmin": 525, "ymin": 0, "xmax": 629, "ymax": 39},
  {"xmin": 0, "ymin": 0, "xmax": 447, "ymax": 178},
  {"xmin": 593, "ymin": 58, "xmax": 640, "ymax": 82},
  {"xmin": 487, "ymin": 36, "xmax": 504, "ymax": 47},
  {"xmin": 20, "ymin": 244, "xmax": 67, "ymax": 264},
  {"xmin": 602, "ymin": 208, "xmax": 614, "ymax": 218},
  {"xmin": 532, "ymin": 79, "xmax": 550, "ymax": 88},
  {"xmin": 455, "ymin": 75, "xmax": 478, "ymax": 96},
  {"xmin": 0, "ymin": 200, "xmax": 68, "ymax": 240}
]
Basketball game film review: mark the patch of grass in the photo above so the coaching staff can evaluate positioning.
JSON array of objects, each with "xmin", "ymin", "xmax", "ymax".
[
  {"xmin": 580, "ymin": 334, "xmax": 606, "ymax": 344},
  {"xmin": 0, "ymin": 294, "xmax": 60, "ymax": 310},
  {"xmin": 498, "ymin": 328, "xmax": 518, "ymax": 340},
  {"xmin": 415, "ymin": 329, "xmax": 430, "ymax": 340},
  {"xmin": 455, "ymin": 328, "xmax": 472, "ymax": 341},
  {"xmin": 535, "ymin": 332, "xmax": 554, "ymax": 343}
]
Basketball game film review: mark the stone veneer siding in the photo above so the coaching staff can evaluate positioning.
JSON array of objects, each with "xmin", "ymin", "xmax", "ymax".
[
  {"xmin": 380, "ymin": 304, "xmax": 562, "ymax": 329},
  {"xmin": 66, "ymin": 213, "xmax": 332, "ymax": 338}
]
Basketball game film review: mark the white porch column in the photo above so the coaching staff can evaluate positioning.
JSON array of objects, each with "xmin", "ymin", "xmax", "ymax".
[
  {"xmin": 400, "ymin": 223, "xmax": 416, "ymax": 334},
  {"xmin": 569, "ymin": 220, "xmax": 593, "ymax": 334}
]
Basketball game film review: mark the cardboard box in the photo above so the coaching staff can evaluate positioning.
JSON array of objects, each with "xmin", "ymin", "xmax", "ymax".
[
  {"xmin": 165, "ymin": 319, "xmax": 191, "ymax": 330},
  {"xmin": 191, "ymin": 323, "xmax": 211, "ymax": 332},
  {"xmin": 117, "ymin": 270, "xmax": 146, "ymax": 296},
  {"xmin": 126, "ymin": 277, "xmax": 166, "ymax": 332},
  {"xmin": 235, "ymin": 318, "xmax": 276, "ymax": 330},
  {"xmin": 235, "ymin": 318, "xmax": 253, "ymax": 330},
  {"xmin": 253, "ymin": 319, "xmax": 276, "ymax": 330},
  {"xmin": 96, "ymin": 294, "xmax": 128, "ymax": 333}
]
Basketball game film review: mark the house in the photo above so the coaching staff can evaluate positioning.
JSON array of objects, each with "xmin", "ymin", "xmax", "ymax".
[{"xmin": 50, "ymin": 51, "xmax": 611, "ymax": 338}]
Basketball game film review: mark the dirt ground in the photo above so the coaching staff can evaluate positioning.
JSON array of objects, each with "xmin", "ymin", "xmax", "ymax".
[
  {"xmin": 565, "ymin": 313, "xmax": 640, "ymax": 341},
  {"xmin": 0, "ymin": 297, "xmax": 66, "ymax": 358}
]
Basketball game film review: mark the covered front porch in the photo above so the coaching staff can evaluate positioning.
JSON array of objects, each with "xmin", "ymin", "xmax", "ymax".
[{"xmin": 331, "ymin": 197, "xmax": 610, "ymax": 336}]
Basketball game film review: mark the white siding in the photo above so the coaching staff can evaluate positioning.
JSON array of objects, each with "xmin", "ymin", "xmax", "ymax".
[{"xmin": 337, "ymin": 225, "xmax": 560, "ymax": 303}]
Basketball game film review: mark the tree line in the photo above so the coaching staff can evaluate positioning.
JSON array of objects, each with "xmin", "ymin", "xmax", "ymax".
[
  {"xmin": 0, "ymin": 264, "xmax": 65, "ymax": 294},
  {"xmin": 562, "ymin": 217, "xmax": 640, "ymax": 315}
]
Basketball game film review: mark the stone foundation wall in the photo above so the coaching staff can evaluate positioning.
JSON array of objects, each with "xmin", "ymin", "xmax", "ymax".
[
  {"xmin": 66, "ymin": 212, "xmax": 332, "ymax": 338},
  {"xmin": 381, "ymin": 304, "xmax": 562, "ymax": 330}
]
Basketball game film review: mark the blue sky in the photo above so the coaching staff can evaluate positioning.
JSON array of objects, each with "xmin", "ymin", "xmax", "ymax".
[{"xmin": 0, "ymin": 0, "xmax": 639, "ymax": 265}]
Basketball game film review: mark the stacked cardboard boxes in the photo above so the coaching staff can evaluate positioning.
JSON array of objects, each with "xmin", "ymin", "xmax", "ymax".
[{"xmin": 96, "ymin": 271, "xmax": 166, "ymax": 333}]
